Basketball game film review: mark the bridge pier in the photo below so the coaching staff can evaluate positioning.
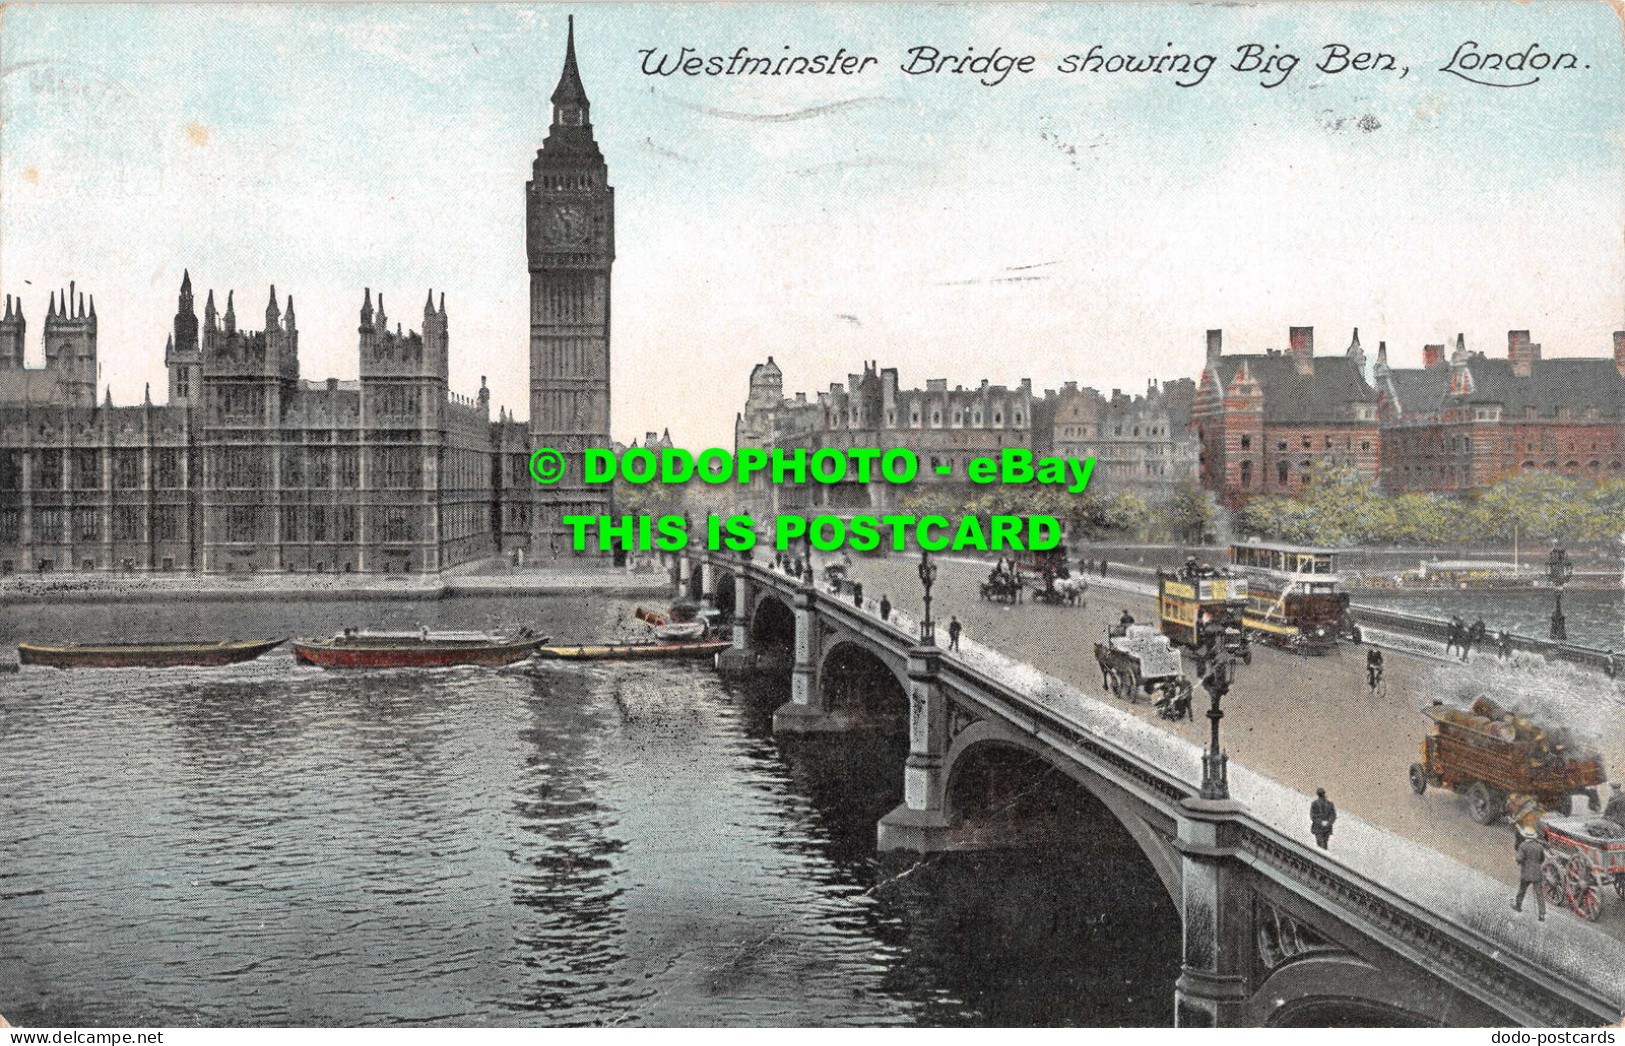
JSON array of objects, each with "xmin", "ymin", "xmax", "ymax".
[
  {"xmin": 717, "ymin": 571, "xmax": 759, "ymax": 677},
  {"xmin": 700, "ymin": 558, "xmax": 716, "ymax": 611},
  {"xmin": 1173, "ymin": 797, "xmax": 1253, "ymax": 1028},
  {"xmin": 876, "ymin": 644, "xmax": 953, "ymax": 850},
  {"xmin": 773, "ymin": 586, "xmax": 851, "ymax": 733}
]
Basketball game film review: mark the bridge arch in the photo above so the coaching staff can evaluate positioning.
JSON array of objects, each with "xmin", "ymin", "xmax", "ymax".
[
  {"xmin": 749, "ymin": 591, "xmax": 795, "ymax": 649},
  {"xmin": 712, "ymin": 565, "xmax": 737, "ymax": 617},
  {"xmin": 941, "ymin": 718, "xmax": 1182, "ymax": 905},
  {"xmin": 1262, "ymin": 956, "xmax": 1444, "ymax": 1027},
  {"xmin": 819, "ymin": 639, "xmax": 908, "ymax": 724}
]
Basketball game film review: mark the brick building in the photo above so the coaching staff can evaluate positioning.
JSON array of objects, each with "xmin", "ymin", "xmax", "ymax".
[
  {"xmin": 1376, "ymin": 330, "xmax": 1625, "ymax": 494},
  {"xmin": 1191, "ymin": 327, "xmax": 1380, "ymax": 506}
]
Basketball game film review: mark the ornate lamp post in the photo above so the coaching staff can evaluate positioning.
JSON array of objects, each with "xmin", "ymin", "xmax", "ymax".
[
  {"xmin": 917, "ymin": 549, "xmax": 938, "ymax": 646},
  {"xmin": 1548, "ymin": 544, "xmax": 1573, "ymax": 642},
  {"xmin": 1199, "ymin": 652, "xmax": 1236, "ymax": 800}
]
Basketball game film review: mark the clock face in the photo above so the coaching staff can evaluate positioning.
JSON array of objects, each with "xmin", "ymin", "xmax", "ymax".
[{"xmin": 543, "ymin": 203, "xmax": 589, "ymax": 247}]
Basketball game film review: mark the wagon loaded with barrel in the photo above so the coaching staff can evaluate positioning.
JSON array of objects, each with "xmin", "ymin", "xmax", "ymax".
[
  {"xmin": 1093, "ymin": 624, "xmax": 1192, "ymax": 720},
  {"xmin": 1409, "ymin": 697, "xmax": 1605, "ymax": 824}
]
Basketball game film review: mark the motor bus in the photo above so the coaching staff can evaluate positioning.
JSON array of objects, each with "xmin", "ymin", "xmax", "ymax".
[{"xmin": 1228, "ymin": 540, "xmax": 1350, "ymax": 654}]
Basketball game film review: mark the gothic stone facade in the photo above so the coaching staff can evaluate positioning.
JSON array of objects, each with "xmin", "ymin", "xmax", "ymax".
[
  {"xmin": 0, "ymin": 277, "xmax": 496, "ymax": 575},
  {"xmin": 1191, "ymin": 327, "xmax": 1380, "ymax": 507},
  {"xmin": 0, "ymin": 22, "xmax": 614, "ymax": 573}
]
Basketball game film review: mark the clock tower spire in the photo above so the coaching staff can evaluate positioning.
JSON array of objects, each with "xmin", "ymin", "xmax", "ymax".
[{"xmin": 528, "ymin": 14, "xmax": 615, "ymax": 556}]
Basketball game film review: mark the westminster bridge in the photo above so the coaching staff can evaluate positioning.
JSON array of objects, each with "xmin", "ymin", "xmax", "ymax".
[{"xmin": 666, "ymin": 549, "xmax": 1625, "ymax": 1028}]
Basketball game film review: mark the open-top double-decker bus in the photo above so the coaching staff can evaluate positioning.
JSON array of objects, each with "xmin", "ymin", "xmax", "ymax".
[{"xmin": 1228, "ymin": 540, "xmax": 1350, "ymax": 654}]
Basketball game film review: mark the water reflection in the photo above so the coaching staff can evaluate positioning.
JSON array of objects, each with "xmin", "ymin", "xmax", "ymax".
[{"xmin": 0, "ymin": 597, "xmax": 1179, "ymax": 1027}]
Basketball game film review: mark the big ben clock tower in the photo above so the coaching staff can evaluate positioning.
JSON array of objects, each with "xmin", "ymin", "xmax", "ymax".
[{"xmin": 528, "ymin": 15, "xmax": 614, "ymax": 554}]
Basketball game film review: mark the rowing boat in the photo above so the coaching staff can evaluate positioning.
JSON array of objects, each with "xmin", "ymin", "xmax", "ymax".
[
  {"xmin": 18, "ymin": 637, "xmax": 287, "ymax": 669},
  {"xmin": 532, "ymin": 639, "xmax": 731, "ymax": 661}
]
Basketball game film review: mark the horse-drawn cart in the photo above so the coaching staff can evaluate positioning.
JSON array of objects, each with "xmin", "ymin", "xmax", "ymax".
[
  {"xmin": 1093, "ymin": 624, "xmax": 1193, "ymax": 720},
  {"xmin": 1538, "ymin": 813, "xmax": 1625, "ymax": 921}
]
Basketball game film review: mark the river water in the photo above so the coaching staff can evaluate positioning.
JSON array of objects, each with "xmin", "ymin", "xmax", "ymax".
[
  {"xmin": 1355, "ymin": 587, "xmax": 1625, "ymax": 650},
  {"xmin": 0, "ymin": 595, "xmax": 1179, "ymax": 1027}
]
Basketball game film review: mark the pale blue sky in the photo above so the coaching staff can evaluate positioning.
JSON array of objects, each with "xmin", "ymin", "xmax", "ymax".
[{"xmin": 2, "ymin": 2, "xmax": 1621, "ymax": 446}]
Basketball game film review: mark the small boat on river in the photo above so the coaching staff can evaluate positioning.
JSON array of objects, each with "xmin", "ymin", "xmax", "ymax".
[
  {"xmin": 635, "ymin": 601, "xmax": 715, "ymax": 642},
  {"xmin": 292, "ymin": 628, "xmax": 548, "ymax": 669},
  {"xmin": 18, "ymin": 637, "xmax": 287, "ymax": 669},
  {"xmin": 532, "ymin": 639, "xmax": 731, "ymax": 661}
]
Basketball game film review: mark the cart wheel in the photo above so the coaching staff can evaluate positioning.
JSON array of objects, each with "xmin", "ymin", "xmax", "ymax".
[
  {"xmin": 1408, "ymin": 764, "xmax": 1428, "ymax": 796},
  {"xmin": 1574, "ymin": 884, "xmax": 1603, "ymax": 921},
  {"xmin": 1563, "ymin": 857, "xmax": 1598, "ymax": 914},
  {"xmin": 1466, "ymin": 782, "xmax": 1500, "ymax": 825},
  {"xmin": 1543, "ymin": 859, "xmax": 1567, "ymax": 907}
]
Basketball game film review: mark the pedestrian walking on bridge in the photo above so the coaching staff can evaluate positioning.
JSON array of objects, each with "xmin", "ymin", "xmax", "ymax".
[
  {"xmin": 947, "ymin": 616, "xmax": 962, "ymax": 651},
  {"xmin": 1512, "ymin": 828, "xmax": 1547, "ymax": 920},
  {"xmin": 1310, "ymin": 788, "xmax": 1336, "ymax": 849},
  {"xmin": 1100, "ymin": 558, "xmax": 1109, "ymax": 578},
  {"xmin": 879, "ymin": 595, "xmax": 891, "ymax": 622}
]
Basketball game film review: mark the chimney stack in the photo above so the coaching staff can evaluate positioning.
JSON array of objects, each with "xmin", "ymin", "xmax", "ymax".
[
  {"xmin": 1508, "ymin": 330, "xmax": 1536, "ymax": 377},
  {"xmin": 1205, "ymin": 329, "xmax": 1223, "ymax": 363},
  {"xmin": 1289, "ymin": 326, "xmax": 1314, "ymax": 375},
  {"xmin": 1422, "ymin": 344, "xmax": 1445, "ymax": 369},
  {"xmin": 1614, "ymin": 331, "xmax": 1625, "ymax": 377}
]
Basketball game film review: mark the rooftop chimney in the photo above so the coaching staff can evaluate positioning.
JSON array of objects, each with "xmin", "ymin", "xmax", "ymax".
[
  {"xmin": 1205, "ymin": 329, "xmax": 1223, "ymax": 362},
  {"xmin": 1508, "ymin": 330, "xmax": 1535, "ymax": 377},
  {"xmin": 1422, "ymin": 344, "xmax": 1444, "ymax": 369},
  {"xmin": 1289, "ymin": 326, "xmax": 1314, "ymax": 375},
  {"xmin": 1615, "ymin": 331, "xmax": 1625, "ymax": 377}
]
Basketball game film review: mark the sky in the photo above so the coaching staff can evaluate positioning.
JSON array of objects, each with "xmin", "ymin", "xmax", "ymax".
[{"xmin": 1, "ymin": 2, "xmax": 1622, "ymax": 448}]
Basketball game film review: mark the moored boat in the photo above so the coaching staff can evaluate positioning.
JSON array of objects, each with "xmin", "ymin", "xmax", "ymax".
[
  {"xmin": 292, "ymin": 628, "xmax": 548, "ymax": 669},
  {"xmin": 18, "ymin": 637, "xmax": 287, "ymax": 669},
  {"xmin": 533, "ymin": 639, "xmax": 731, "ymax": 661},
  {"xmin": 635, "ymin": 601, "xmax": 714, "ymax": 642}
]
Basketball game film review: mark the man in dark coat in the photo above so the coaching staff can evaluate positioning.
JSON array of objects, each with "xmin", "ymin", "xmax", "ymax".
[
  {"xmin": 879, "ymin": 594, "xmax": 891, "ymax": 622},
  {"xmin": 1513, "ymin": 829, "xmax": 1547, "ymax": 920},
  {"xmin": 947, "ymin": 616, "xmax": 962, "ymax": 651},
  {"xmin": 852, "ymin": 581, "xmax": 864, "ymax": 608},
  {"xmin": 1310, "ymin": 788, "xmax": 1336, "ymax": 849},
  {"xmin": 1366, "ymin": 648, "xmax": 1384, "ymax": 692}
]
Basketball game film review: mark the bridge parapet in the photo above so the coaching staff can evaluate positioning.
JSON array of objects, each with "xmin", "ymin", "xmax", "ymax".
[{"xmin": 719, "ymin": 553, "xmax": 1625, "ymax": 1027}]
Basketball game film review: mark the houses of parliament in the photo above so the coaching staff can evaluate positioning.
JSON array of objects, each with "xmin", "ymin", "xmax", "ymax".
[{"xmin": 0, "ymin": 21, "xmax": 611, "ymax": 575}]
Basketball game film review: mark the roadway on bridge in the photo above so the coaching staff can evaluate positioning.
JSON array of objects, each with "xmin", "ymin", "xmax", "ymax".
[{"xmin": 824, "ymin": 553, "xmax": 1625, "ymax": 934}]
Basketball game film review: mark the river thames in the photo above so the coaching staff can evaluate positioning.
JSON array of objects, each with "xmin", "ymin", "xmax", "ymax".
[{"xmin": 0, "ymin": 594, "xmax": 1178, "ymax": 1027}]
